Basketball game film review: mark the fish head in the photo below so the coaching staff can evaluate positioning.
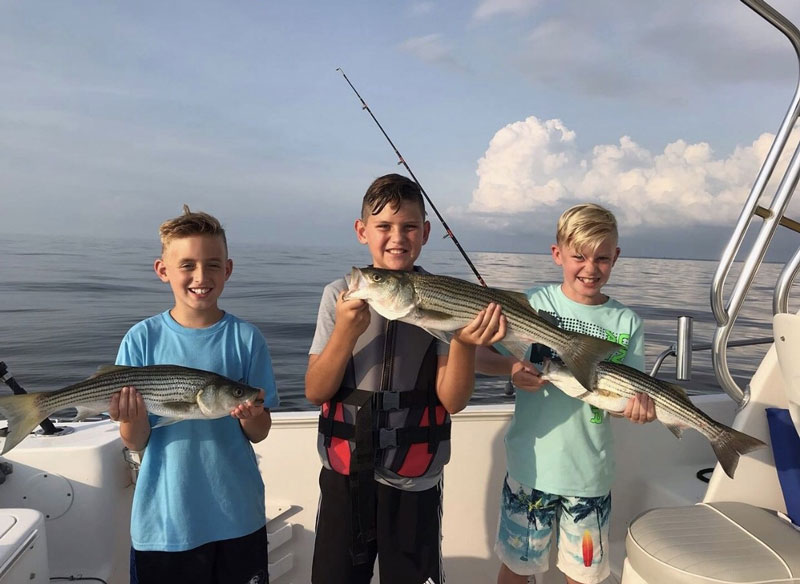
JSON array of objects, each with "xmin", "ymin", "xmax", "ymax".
[
  {"xmin": 195, "ymin": 377, "xmax": 263, "ymax": 417},
  {"xmin": 539, "ymin": 358, "xmax": 589, "ymax": 398},
  {"xmin": 343, "ymin": 266, "xmax": 417, "ymax": 320}
]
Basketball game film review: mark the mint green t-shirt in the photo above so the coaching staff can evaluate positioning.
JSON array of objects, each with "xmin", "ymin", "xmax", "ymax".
[{"xmin": 504, "ymin": 283, "xmax": 645, "ymax": 497}]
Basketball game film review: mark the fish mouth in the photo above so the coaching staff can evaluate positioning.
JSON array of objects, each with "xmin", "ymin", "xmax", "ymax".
[
  {"xmin": 343, "ymin": 267, "xmax": 364, "ymax": 301},
  {"xmin": 253, "ymin": 398, "xmax": 264, "ymax": 406}
]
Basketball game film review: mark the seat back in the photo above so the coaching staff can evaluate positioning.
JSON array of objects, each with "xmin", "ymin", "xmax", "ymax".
[{"xmin": 773, "ymin": 312, "xmax": 800, "ymax": 437}]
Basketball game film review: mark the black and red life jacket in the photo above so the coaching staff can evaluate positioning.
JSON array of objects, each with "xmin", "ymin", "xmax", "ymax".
[{"xmin": 315, "ymin": 303, "xmax": 452, "ymax": 563}]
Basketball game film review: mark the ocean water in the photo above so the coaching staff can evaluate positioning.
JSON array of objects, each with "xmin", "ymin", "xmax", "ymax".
[{"xmin": 0, "ymin": 233, "xmax": 793, "ymax": 410}]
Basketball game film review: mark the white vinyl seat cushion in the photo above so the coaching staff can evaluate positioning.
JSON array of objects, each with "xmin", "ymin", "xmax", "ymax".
[{"xmin": 626, "ymin": 501, "xmax": 800, "ymax": 583}]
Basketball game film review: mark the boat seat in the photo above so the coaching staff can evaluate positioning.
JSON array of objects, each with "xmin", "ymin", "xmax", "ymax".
[
  {"xmin": 625, "ymin": 501, "xmax": 800, "ymax": 583},
  {"xmin": 773, "ymin": 313, "xmax": 800, "ymax": 436}
]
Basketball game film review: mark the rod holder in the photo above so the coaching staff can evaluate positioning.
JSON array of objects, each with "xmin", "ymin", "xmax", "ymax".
[{"xmin": 676, "ymin": 316, "xmax": 693, "ymax": 381}]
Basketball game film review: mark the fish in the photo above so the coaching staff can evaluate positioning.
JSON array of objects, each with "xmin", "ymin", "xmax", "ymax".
[
  {"xmin": 540, "ymin": 359, "xmax": 767, "ymax": 478},
  {"xmin": 0, "ymin": 364, "xmax": 264, "ymax": 455},
  {"xmin": 343, "ymin": 266, "xmax": 621, "ymax": 391}
]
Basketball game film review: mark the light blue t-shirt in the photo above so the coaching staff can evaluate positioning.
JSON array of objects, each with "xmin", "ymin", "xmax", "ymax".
[
  {"xmin": 116, "ymin": 310, "xmax": 280, "ymax": 552},
  {"xmin": 504, "ymin": 284, "xmax": 644, "ymax": 497}
]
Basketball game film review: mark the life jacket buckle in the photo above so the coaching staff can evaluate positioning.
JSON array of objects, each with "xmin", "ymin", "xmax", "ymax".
[
  {"xmin": 378, "ymin": 428, "xmax": 397, "ymax": 449},
  {"xmin": 377, "ymin": 391, "xmax": 400, "ymax": 410}
]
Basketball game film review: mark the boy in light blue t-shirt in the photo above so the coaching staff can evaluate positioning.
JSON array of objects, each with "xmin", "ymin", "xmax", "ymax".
[
  {"xmin": 109, "ymin": 206, "xmax": 279, "ymax": 584},
  {"xmin": 479, "ymin": 203, "xmax": 655, "ymax": 584}
]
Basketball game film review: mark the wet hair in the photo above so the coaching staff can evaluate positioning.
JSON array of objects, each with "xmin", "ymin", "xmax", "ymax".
[
  {"xmin": 158, "ymin": 204, "xmax": 228, "ymax": 254},
  {"xmin": 361, "ymin": 174, "xmax": 426, "ymax": 220},
  {"xmin": 556, "ymin": 203, "xmax": 618, "ymax": 253}
]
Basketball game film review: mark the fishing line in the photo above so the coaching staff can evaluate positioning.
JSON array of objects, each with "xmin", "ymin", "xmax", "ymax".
[{"xmin": 336, "ymin": 67, "xmax": 487, "ymax": 287}]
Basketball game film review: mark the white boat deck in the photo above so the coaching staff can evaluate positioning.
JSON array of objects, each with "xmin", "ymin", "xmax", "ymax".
[{"xmin": 0, "ymin": 391, "xmax": 749, "ymax": 584}]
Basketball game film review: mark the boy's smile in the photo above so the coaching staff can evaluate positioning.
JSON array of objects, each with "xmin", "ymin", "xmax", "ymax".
[
  {"xmin": 355, "ymin": 200, "xmax": 430, "ymax": 271},
  {"xmin": 154, "ymin": 235, "xmax": 232, "ymax": 327},
  {"xmin": 552, "ymin": 238, "xmax": 620, "ymax": 305}
]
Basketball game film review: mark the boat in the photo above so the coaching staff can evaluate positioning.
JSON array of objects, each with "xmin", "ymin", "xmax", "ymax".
[{"xmin": 1, "ymin": 0, "xmax": 800, "ymax": 582}]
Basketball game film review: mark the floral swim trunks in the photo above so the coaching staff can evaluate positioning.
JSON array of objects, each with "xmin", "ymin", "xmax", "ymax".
[{"xmin": 494, "ymin": 474, "xmax": 611, "ymax": 584}]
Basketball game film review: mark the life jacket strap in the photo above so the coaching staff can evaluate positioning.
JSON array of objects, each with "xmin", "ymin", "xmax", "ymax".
[
  {"xmin": 318, "ymin": 417, "xmax": 451, "ymax": 447},
  {"xmin": 329, "ymin": 386, "xmax": 440, "ymax": 410}
]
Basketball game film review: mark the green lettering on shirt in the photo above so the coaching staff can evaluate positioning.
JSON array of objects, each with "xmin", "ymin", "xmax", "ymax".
[
  {"xmin": 590, "ymin": 406, "xmax": 604, "ymax": 424},
  {"xmin": 606, "ymin": 332, "xmax": 630, "ymax": 364}
]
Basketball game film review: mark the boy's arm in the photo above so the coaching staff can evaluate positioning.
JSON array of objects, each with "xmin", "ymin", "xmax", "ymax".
[
  {"xmin": 111, "ymin": 334, "xmax": 151, "ymax": 451},
  {"xmin": 305, "ymin": 291, "xmax": 370, "ymax": 405},
  {"xmin": 237, "ymin": 333, "xmax": 279, "ymax": 443},
  {"xmin": 232, "ymin": 391, "xmax": 272, "ymax": 443},
  {"xmin": 436, "ymin": 303, "xmax": 507, "ymax": 414},
  {"xmin": 617, "ymin": 318, "xmax": 656, "ymax": 424},
  {"xmin": 475, "ymin": 347, "xmax": 545, "ymax": 392},
  {"xmin": 109, "ymin": 386, "xmax": 151, "ymax": 451}
]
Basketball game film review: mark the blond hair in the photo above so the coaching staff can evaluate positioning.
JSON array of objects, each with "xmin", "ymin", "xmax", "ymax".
[
  {"xmin": 556, "ymin": 203, "xmax": 618, "ymax": 253},
  {"xmin": 159, "ymin": 204, "xmax": 228, "ymax": 254}
]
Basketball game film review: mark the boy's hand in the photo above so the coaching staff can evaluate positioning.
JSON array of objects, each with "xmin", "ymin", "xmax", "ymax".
[
  {"xmin": 510, "ymin": 360, "xmax": 546, "ymax": 393},
  {"xmin": 335, "ymin": 290, "xmax": 371, "ymax": 339},
  {"xmin": 623, "ymin": 393, "xmax": 656, "ymax": 424},
  {"xmin": 231, "ymin": 389, "xmax": 267, "ymax": 419},
  {"xmin": 452, "ymin": 303, "xmax": 507, "ymax": 347},
  {"xmin": 109, "ymin": 386, "xmax": 148, "ymax": 424}
]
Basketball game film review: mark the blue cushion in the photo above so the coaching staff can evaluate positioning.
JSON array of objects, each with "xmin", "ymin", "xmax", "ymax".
[{"xmin": 766, "ymin": 408, "xmax": 800, "ymax": 525}]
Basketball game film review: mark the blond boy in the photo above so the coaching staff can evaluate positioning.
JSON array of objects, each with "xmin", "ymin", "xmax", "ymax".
[
  {"xmin": 479, "ymin": 203, "xmax": 655, "ymax": 584},
  {"xmin": 109, "ymin": 206, "xmax": 278, "ymax": 584}
]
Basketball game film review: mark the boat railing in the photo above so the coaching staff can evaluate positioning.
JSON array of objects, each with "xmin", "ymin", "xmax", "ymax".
[{"xmin": 666, "ymin": 0, "xmax": 800, "ymax": 405}]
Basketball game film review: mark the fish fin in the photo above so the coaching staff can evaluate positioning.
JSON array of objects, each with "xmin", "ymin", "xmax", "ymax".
[
  {"xmin": 710, "ymin": 425, "xmax": 767, "ymax": 479},
  {"xmin": 559, "ymin": 335, "xmax": 621, "ymax": 392},
  {"xmin": 151, "ymin": 417, "xmax": 184, "ymax": 429},
  {"xmin": 0, "ymin": 393, "xmax": 47, "ymax": 455},
  {"xmin": 496, "ymin": 289, "xmax": 534, "ymax": 309},
  {"xmin": 90, "ymin": 364, "xmax": 132, "ymax": 378},
  {"xmin": 497, "ymin": 340, "xmax": 531, "ymax": 361},
  {"xmin": 661, "ymin": 380, "xmax": 693, "ymax": 404},
  {"xmin": 72, "ymin": 406, "xmax": 105, "ymax": 422},
  {"xmin": 665, "ymin": 423, "xmax": 684, "ymax": 439},
  {"xmin": 421, "ymin": 327, "xmax": 451, "ymax": 343}
]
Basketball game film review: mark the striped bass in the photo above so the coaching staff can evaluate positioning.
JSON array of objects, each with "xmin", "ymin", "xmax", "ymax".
[
  {"xmin": 344, "ymin": 266, "xmax": 621, "ymax": 391},
  {"xmin": 540, "ymin": 359, "xmax": 766, "ymax": 478},
  {"xmin": 0, "ymin": 364, "xmax": 264, "ymax": 454}
]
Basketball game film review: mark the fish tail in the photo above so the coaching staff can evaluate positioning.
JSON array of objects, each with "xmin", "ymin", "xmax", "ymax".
[
  {"xmin": 560, "ymin": 335, "xmax": 621, "ymax": 391},
  {"xmin": 0, "ymin": 393, "xmax": 49, "ymax": 455},
  {"xmin": 710, "ymin": 425, "xmax": 767, "ymax": 479}
]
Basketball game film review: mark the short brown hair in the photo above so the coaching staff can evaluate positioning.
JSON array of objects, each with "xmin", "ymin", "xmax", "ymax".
[
  {"xmin": 159, "ymin": 204, "xmax": 228, "ymax": 254},
  {"xmin": 556, "ymin": 203, "xmax": 618, "ymax": 253},
  {"xmin": 361, "ymin": 174, "xmax": 426, "ymax": 220}
]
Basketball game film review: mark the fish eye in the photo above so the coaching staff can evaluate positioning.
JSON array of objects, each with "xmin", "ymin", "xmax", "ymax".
[
  {"xmin": 233, "ymin": 388, "xmax": 243, "ymax": 398},
  {"xmin": 370, "ymin": 273, "xmax": 383, "ymax": 282}
]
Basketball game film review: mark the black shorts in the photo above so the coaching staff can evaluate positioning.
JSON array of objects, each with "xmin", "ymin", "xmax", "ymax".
[
  {"xmin": 311, "ymin": 467, "xmax": 444, "ymax": 584},
  {"xmin": 130, "ymin": 525, "xmax": 268, "ymax": 584}
]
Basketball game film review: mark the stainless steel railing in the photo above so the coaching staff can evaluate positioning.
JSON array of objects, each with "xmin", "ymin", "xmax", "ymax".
[{"xmin": 701, "ymin": 0, "xmax": 800, "ymax": 405}]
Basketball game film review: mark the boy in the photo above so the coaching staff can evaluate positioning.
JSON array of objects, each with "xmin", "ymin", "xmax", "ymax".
[
  {"xmin": 305, "ymin": 173, "xmax": 505, "ymax": 584},
  {"xmin": 478, "ymin": 203, "xmax": 655, "ymax": 584},
  {"xmin": 108, "ymin": 205, "xmax": 279, "ymax": 584}
]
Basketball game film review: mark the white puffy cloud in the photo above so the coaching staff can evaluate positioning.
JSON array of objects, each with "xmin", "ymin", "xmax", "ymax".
[{"xmin": 461, "ymin": 116, "xmax": 798, "ymax": 231}]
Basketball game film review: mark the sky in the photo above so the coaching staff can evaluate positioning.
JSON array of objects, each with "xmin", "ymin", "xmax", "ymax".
[{"xmin": 3, "ymin": 0, "xmax": 800, "ymax": 260}]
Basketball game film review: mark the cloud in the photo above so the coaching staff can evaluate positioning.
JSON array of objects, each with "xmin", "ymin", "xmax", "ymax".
[
  {"xmin": 408, "ymin": 2, "xmax": 435, "ymax": 16},
  {"xmin": 398, "ymin": 34, "xmax": 467, "ymax": 71},
  {"xmin": 473, "ymin": 0, "xmax": 540, "ymax": 22},
  {"xmin": 496, "ymin": 1, "xmax": 800, "ymax": 99},
  {"xmin": 457, "ymin": 115, "xmax": 798, "ymax": 233}
]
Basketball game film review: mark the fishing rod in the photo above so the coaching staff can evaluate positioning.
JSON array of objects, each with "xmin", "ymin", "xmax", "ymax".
[{"xmin": 336, "ymin": 67, "xmax": 487, "ymax": 287}]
